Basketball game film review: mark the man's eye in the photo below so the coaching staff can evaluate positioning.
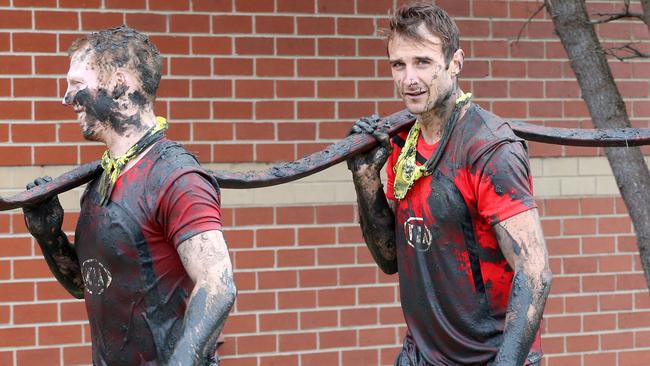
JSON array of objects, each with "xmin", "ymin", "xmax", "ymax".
[
  {"xmin": 391, "ymin": 62, "xmax": 405, "ymax": 68},
  {"xmin": 417, "ymin": 60, "xmax": 430, "ymax": 65}
]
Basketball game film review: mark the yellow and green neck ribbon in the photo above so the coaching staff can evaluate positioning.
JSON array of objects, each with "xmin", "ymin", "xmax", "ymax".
[
  {"xmin": 392, "ymin": 91, "xmax": 472, "ymax": 200},
  {"xmin": 98, "ymin": 116, "xmax": 168, "ymax": 206}
]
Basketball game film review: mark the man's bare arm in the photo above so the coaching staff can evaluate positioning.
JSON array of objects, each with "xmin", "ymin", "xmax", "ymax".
[
  {"xmin": 348, "ymin": 116, "xmax": 397, "ymax": 274},
  {"xmin": 168, "ymin": 230, "xmax": 236, "ymax": 366},
  {"xmin": 492, "ymin": 208, "xmax": 552, "ymax": 366},
  {"xmin": 23, "ymin": 177, "xmax": 83, "ymax": 299}
]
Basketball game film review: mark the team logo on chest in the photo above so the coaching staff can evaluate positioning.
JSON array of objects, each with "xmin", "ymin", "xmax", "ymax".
[
  {"xmin": 404, "ymin": 217, "xmax": 432, "ymax": 252},
  {"xmin": 81, "ymin": 259, "xmax": 113, "ymax": 295}
]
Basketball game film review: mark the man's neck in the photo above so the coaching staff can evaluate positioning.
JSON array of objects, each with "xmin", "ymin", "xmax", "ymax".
[
  {"xmin": 104, "ymin": 111, "xmax": 157, "ymax": 158},
  {"xmin": 417, "ymin": 88, "xmax": 460, "ymax": 145}
]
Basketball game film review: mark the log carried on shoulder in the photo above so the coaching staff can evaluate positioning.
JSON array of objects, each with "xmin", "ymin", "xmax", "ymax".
[{"xmin": 2, "ymin": 108, "xmax": 650, "ymax": 211}]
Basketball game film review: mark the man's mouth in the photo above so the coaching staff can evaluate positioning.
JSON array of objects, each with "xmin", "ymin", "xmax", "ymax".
[{"xmin": 404, "ymin": 90, "xmax": 426, "ymax": 97}]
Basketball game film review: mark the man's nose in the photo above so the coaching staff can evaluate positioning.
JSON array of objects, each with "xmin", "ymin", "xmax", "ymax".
[
  {"xmin": 62, "ymin": 89, "xmax": 73, "ymax": 106},
  {"xmin": 403, "ymin": 66, "xmax": 418, "ymax": 86}
]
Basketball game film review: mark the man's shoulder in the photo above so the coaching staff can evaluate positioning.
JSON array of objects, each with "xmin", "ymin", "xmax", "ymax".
[
  {"xmin": 455, "ymin": 103, "xmax": 525, "ymax": 163},
  {"xmin": 143, "ymin": 138, "xmax": 215, "ymax": 191}
]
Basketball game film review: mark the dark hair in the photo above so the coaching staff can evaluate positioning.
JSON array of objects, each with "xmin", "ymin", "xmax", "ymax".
[
  {"xmin": 387, "ymin": 2, "xmax": 460, "ymax": 64},
  {"xmin": 68, "ymin": 25, "xmax": 162, "ymax": 102}
]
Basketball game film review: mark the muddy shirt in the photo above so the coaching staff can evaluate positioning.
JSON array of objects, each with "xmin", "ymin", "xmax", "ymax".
[
  {"xmin": 74, "ymin": 138, "xmax": 222, "ymax": 366},
  {"xmin": 386, "ymin": 104, "xmax": 542, "ymax": 365}
]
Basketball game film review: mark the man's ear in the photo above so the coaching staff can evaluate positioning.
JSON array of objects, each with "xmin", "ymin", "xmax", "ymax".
[
  {"xmin": 450, "ymin": 49, "xmax": 465, "ymax": 77},
  {"xmin": 111, "ymin": 70, "xmax": 129, "ymax": 99}
]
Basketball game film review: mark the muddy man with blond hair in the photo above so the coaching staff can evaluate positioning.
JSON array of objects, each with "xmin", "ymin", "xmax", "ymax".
[{"xmin": 23, "ymin": 26, "xmax": 235, "ymax": 366}]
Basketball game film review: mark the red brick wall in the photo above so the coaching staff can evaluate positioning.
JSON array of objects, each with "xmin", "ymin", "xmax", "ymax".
[{"xmin": 0, "ymin": 1, "xmax": 649, "ymax": 365}]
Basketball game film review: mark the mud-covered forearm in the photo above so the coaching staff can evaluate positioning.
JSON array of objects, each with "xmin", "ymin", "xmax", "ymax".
[
  {"xmin": 352, "ymin": 169, "xmax": 397, "ymax": 274},
  {"xmin": 492, "ymin": 214, "xmax": 552, "ymax": 366},
  {"xmin": 33, "ymin": 230, "xmax": 84, "ymax": 299},
  {"xmin": 492, "ymin": 270, "xmax": 551, "ymax": 366},
  {"xmin": 168, "ymin": 270, "xmax": 236, "ymax": 366}
]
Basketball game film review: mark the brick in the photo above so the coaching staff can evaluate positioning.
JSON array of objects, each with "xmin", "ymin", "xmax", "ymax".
[
  {"xmin": 279, "ymin": 332, "xmax": 316, "ymax": 351},
  {"xmin": 259, "ymin": 312, "xmax": 297, "ymax": 331},
  {"xmin": 582, "ymin": 274, "xmax": 615, "ymax": 292},
  {"xmin": 213, "ymin": 15, "xmax": 252, "ymax": 34},
  {"xmin": 297, "ymin": 17, "xmax": 335, "ymax": 35},
  {"xmin": 14, "ymin": 303, "xmax": 58, "ymax": 324},
  {"xmin": 299, "ymin": 309, "xmax": 337, "ymax": 329},
  {"xmin": 14, "ymin": 258, "xmax": 53, "ymax": 279},
  {"xmin": 342, "ymin": 349, "xmax": 378, "ymax": 366},
  {"xmin": 150, "ymin": 35, "xmax": 190, "ymax": 55},
  {"xmin": 149, "ymin": 0, "xmax": 188, "ymax": 10},
  {"xmin": 278, "ymin": 122, "xmax": 316, "ymax": 141},
  {"xmin": 256, "ymin": 143, "xmax": 294, "ymax": 162},
  {"xmin": 620, "ymin": 350, "xmax": 650, "ymax": 366},
  {"xmin": 14, "ymin": 78, "xmax": 58, "ymax": 97},
  {"xmin": 278, "ymin": 290, "xmax": 316, "ymax": 309},
  {"xmin": 81, "ymin": 12, "xmax": 123, "ymax": 30},
  {"xmin": 619, "ymin": 311, "xmax": 650, "ymax": 329},
  {"xmin": 191, "ymin": 79, "xmax": 231, "ymax": 98},
  {"xmin": 278, "ymin": 248, "xmax": 315, "ymax": 267},
  {"xmin": 599, "ymin": 255, "xmax": 633, "ymax": 273},
  {"xmin": 298, "ymin": 59, "xmax": 335, "ymax": 77},
  {"xmin": 563, "ymin": 218, "xmax": 597, "ymax": 235},
  {"xmin": 0, "ymin": 56, "xmax": 31, "ymax": 74},
  {"xmin": 318, "ymin": 80, "xmax": 355, "ymax": 98},
  {"xmin": 36, "ymin": 101, "xmax": 71, "ymax": 121},
  {"xmin": 257, "ymin": 228, "xmax": 295, "ymax": 247},
  {"xmin": 0, "ymin": 282, "xmax": 34, "ymax": 302},
  {"xmin": 192, "ymin": 36, "xmax": 231, "ymax": 55},
  {"xmin": 359, "ymin": 285, "xmax": 395, "ymax": 304},
  {"xmin": 36, "ymin": 55, "xmax": 69, "ymax": 75},
  {"xmin": 260, "ymin": 355, "xmax": 298, "ymax": 366},
  {"xmin": 566, "ymin": 334, "xmax": 598, "ymax": 352},
  {"xmin": 256, "ymin": 58, "xmax": 295, "ymax": 77},
  {"xmin": 0, "ymin": 327, "xmax": 35, "ymax": 347},
  {"xmin": 300, "ymin": 352, "xmax": 338, "ymax": 366},
  {"xmin": 214, "ymin": 101, "xmax": 253, "ymax": 119},
  {"xmin": 125, "ymin": 13, "xmax": 166, "ymax": 32},
  {"xmin": 600, "ymin": 293, "xmax": 633, "ymax": 311},
  {"xmin": 357, "ymin": 0, "xmax": 392, "ymax": 14},
  {"xmin": 298, "ymin": 227, "xmax": 336, "ymax": 245},
  {"xmin": 583, "ymin": 313, "xmax": 616, "ymax": 332},
  {"xmin": 106, "ymin": 0, "xmax": 145, "ymax": 8},
  {"xmin": 193, "ymin": 122, "xmax": 233, "ymax": 141},
  {"xmin": 277, "ymin": 37, "xmax": 316, "ymax": 56},
  {"xmin": 359, "ymin": 327, "xmax": 395, "ymax": 346},
  {"xmin": 320, "ymin": 329, "xmax": 356, "ymax": 348},
  {"xmin": 12, "ymin": 33, "xmax": 57, "ymax": 53},
  {"xmin": 599, "ymin": 216, "xmax": 632, "ymax": 234},
  {"xmin": 35, "ymin": 11, "xmax": 79, "ymax": 30},
  {"xmin": 170, "ymin": 14, "xmax": 210, "ymax": 33},
  {"xmin": 235, "ymin": 79, "xmax": 274, "ymax": 98},
  {"xmin": 237, "ymin": 334, "xmax": 276, "ymax": 353},
  {"xmin": 236, "ymin": 292, "xmax": 275, "ymax": 312},
  {"xmin": 0, "ymin": 10, "xmax": 32, "ymax": 29},
  {"xmin": 563, "ymin": 257, "xmax": 597, "ymax": 274},
  {"xmin": 276, "ymin": 80, "xmax": 313, "ymax": 98},
  {"xmin": 171, "ymin": 57, "xmax": 211, "ymax": 76},
  {"xmin": 236, "ymin": 37, "xmax": 274, "ymax": 55},
  {"xmin": 214, "ymin": 58, "xmax": 254, "ymax": 76},
  {"xmin": 550, "ymin": 276, "xmax": 580, "ymax": 294},
  {"xmin": 565, "ymin": 295, "xmax": 598, "ymax": 313},
  {"xmin": 319, "ymin": 38, "xmax": 355, "ymax": 56},
  {"xmin": 11, "ymin": 123, "xmax": 56, "ymax": 142},
  {"xmin": 233, "ymin": 122, "xmax": 274, "ymax": 140},
  {"xmin": 318, "ymin": 287, "xmax": 355, "ymax": 307},
  {"xmin": 256, "ymin": 16, "xmax": 294, "ymax": 34},
  {"xmin": 338, "ymin": 18, "xmax": 374, "ymax": 36},
  {"xmin": 40, "ymin": 325, "xmax": 83, "ymax": 345},
  {"xmin": 297, "ymin": 101, "xmax": 334, "ymax": 119},
  {"xmin": 17, "ymin": 348, "xmax": 60, "ymax": 366},
  {"xmin": 318, "ymin": 0, "xmax": 354, "ymax": 14},
  {"xmin": 341, "ymin": 307, "xmax": 378, "ymax": 326},
  {"xmin": 63, "ymin": 346, "xmax": 92, "ymax": 366},
  {"xmin": 256, "ymin": 101, "xmax": 294, "ymax": 120}
]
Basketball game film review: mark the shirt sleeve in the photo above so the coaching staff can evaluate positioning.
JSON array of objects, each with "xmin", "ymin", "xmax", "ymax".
[
  {"xmin": 472, "ymin": 140, "xmax": 537, "ymax": 225},
  {"xmin": 156, "ymin": 171, "xmax": 223, "ymax": 248}
]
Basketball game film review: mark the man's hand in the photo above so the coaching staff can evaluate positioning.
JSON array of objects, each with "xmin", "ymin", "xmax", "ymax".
[
  {"xmin": 23, "ymin": 176, "xmax": 64, "ymax": 241},
  {"xmin": 347, "ymin": 114, "xmax": 393, "ymax": 175},
  {"xmin": 21, "ymin": 176, "xmax": 82, "ymax": 299}
]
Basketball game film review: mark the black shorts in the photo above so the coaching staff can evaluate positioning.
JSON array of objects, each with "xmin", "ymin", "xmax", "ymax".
[{"xmin": 394, "ymin": 335, "xmax": 542, "ymax": 366}]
